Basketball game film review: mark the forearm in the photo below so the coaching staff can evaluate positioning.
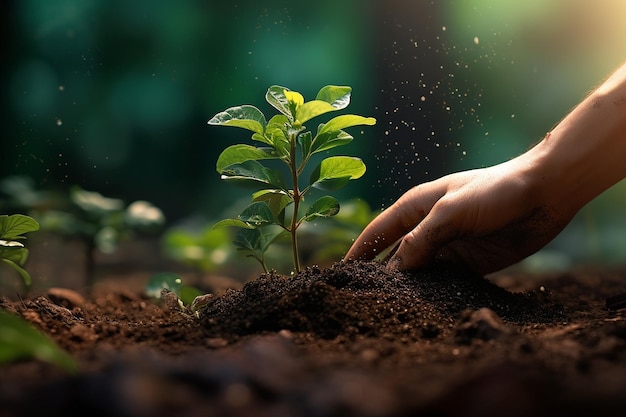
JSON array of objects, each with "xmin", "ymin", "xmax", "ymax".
[{"xmin": 522, "ymin": 62, "xmax": 626, "ymax": 215}]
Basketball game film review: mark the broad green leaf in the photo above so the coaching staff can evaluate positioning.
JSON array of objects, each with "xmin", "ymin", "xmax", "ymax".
[
  {"xmin": 220, "ymin": 160, "xmax": 286, "ymax": 190},
  {"xmin": 295, "ymin": 100, "xmax": 339, "ymax": 124},
  {"xmin": 303, "ymin": 196, "xmax": 340, "ymax": 222},
  {"xmin": 71, "ymin": 187, "xmax": 124, "ymax": 214},
  {"xmin": 310, "ymin": 156, "xmax": 366, "ymax": 190},
  {"xmin": 238, "ymin": 202, "xmax": 276, "ymax": 226},
  {"xmin": 317, "ymin": 114, "xmax": 377, "ymax": 136},
  {"xmin": 266, "ymin": 86, "xmax": 293, "ymax": 120},
  {"xmin": 311, "ymin": 130, "xmax": 353, "ymax": 154},
  {"xmin": 212, "ymin": 218, "xmax": 256, "ymax": 230},
  {"xmin": 284, "ymin": 90, "xmax": 304, "ymax": 107},
  {"xmin": 315, "ymin": 85, "xmax": 352, "ymax": 110},
  {"xmin": 125, "ymin": 201, "xmax": 165, "ymax": 229},
  {"xmin": 216, "ymin": 144, "xmax": 279, "ymax": 173},
  {"xmin": 0, "ymin": 214, "xmax": 40, "ymax": 240},
  {"xmin": 208, "ymin": 105, "xmax": 267, "ymax": 135},
  {"xmin": 0, "ymin": 310, "xmax": 77, "ymax": 372}
]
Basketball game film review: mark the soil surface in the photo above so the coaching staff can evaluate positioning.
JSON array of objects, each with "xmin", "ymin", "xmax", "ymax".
[{"xmin": 2, "ymin": 248, "xmax": 626, "ymax": 417}]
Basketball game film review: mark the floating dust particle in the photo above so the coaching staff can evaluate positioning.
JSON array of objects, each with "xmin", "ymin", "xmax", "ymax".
[{"xmin": 473, "ymin": 36, "xmax": 479, "ymax": 45}]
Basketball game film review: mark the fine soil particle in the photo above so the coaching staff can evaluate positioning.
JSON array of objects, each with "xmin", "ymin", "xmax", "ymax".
[{"xmin": 1, "ymin": 259, "xmax": 626, "ymax": 417}]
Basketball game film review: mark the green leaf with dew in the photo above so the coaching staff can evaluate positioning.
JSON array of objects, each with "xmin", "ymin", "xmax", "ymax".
[
  {"xmin": 265, "ymin": 86, "xmax": 293, "ymax": 120},
  {"xmin": 208, "ymin": 105, "xmax": 267, "ymax": 135}
]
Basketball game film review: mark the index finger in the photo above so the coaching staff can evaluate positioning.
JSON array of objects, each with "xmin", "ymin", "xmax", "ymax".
[{"xmin": 343, "ymin": 184, "xmax": 442, "ymax": 261}]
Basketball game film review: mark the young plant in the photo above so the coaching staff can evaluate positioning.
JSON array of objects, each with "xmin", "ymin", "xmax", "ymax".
[
  {"xmin": 0, "ymin": 214, "xmax": 40, "ymax": 288},
  {"xmin": 209, "ymin": 85, "xmax": 376, "ymax": 273}
]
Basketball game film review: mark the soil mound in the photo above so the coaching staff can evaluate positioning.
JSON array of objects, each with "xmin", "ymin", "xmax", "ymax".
[{"xmin": 200, "ymin": 260, "xmax": 563, "ymax": 340}]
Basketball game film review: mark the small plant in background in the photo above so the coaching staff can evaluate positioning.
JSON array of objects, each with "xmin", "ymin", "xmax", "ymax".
[
  {"xmin": 144, "ymin": 272, "xmax": 206, "ymax": 316},
  {"xmin": 0, "ymin": 214, "xmax": 39, "ymax": 288},
  {"xmin": 209, "ymin": 85, "xmax": 376, "ymax": 273},
  {"xmin": 0, "ymin": 214, "xmax": 75, "ymax": 371},
  {"xmin": 0, "ymin": 177, "xmax": 165, "ymax": 287},
  {"xmin": 161, "ymin": 221, "xmax": 235, "ymax": 273}
]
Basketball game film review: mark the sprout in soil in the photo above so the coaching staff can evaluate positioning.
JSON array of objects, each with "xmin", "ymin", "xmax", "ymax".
[{"xmin": 209, "ymin": 85, "xmax": 376, "ymax": 274}]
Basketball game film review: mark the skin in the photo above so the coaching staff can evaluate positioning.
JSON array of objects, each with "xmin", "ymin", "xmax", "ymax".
[{"xmin": 345, "ymin": 62, "xmax": 626, "ymax": 275}]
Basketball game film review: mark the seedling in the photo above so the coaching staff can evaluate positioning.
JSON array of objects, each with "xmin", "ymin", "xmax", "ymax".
[
  {"xmin": 209, "ymin": 85, "xmax": 376, "ymax": 273},
  {"xmin": 0, "ymin": 214, "xmax": 39, "ymax": 288}
]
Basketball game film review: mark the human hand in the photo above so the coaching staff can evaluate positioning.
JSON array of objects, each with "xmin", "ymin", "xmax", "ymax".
[{"xmin": 344, "ymin": 158, "xmax": 575, "ymax": 275}]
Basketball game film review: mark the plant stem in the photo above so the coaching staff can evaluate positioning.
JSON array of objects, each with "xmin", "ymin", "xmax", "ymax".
[{"xmin": 289, "ymin": 132, "xmax": 301, "ymax": 273}]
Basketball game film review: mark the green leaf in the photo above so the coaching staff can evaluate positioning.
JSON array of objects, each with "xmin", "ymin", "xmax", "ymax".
[
  {"xmin": 266, "ymin": 86, "xmax": 293, "ymax": 120},
  {"xmin": 238, "ymin": 202, "xmax": 276, "ymax": 226},
  {"xmin": 212, "ymin": 218, "xmax": 256, "ymax": 230},
  {"xmin": 216, "ymin": 144, "xmax": 279, "ymax": 173},
  {"xmin": 234, "ymin": 227, "xmax": 286, "ymax": 256},
  {"xmin": 0, "ymin": 310, "xmax": 77, "ymax": 372},
  {"xmin": 293, "ymin": 85, "xmax": 355, "ymax": 125},
  {"xmin": 220, "ymin": 160, "xmax": 286, "ymax": 190},
  {"xmin": 317, "ymin": 114, "xmax": 377, "ymax": 136},
  {"xmin": 311, "ymin": 129, "xmax": 353, "ymax": 154},
  {"xmin": 310, "ymin": 156, "xmax": 366, "ymax": 191},
  {"xmin": 1, "ymin": 258, "xmax": 32, "ymax": 287},
  {"xmin": 208, "ymin": 105, "xmax": 267, "ymax": 135},
  {"xmin": 0, "ymin": 245, "xmax": 28, "ymax": 265},
  {"xmin": 303, "ymin": 196, "xmax": 340, "ymax": 222},
  {"xmin": 295, "ymin": 100, "xmax": 340, "ymax": 124},
  {"xmin": 315, "ymin": 85, "xmax": 352, "ymax": 109},
  {"xmin": 0, "ymin": 214, "xmax": 40, "ymax": 240},
  {"xmin": 71, "ymin": 187, "xmax": 124, "ymax": 214}
]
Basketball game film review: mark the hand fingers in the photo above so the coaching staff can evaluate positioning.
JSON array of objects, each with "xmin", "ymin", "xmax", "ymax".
[
  {"xmin": 386, "ymin": 199, "xmax": 461, "ymax": 271},
  {"xmin": 344, "ymin": 184, "xmax": 443, "ymax": 261},
  {"xmin": 343, "ymin": 207, "xmax": 412, "ymax": 261}
]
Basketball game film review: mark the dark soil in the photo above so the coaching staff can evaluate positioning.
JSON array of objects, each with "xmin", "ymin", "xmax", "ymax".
[{"xmin": 2, "ymin": 247, "xmax": 626, "ymax": 417}]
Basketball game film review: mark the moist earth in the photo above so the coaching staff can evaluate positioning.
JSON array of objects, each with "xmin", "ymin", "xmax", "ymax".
[{"xmin": 1, "ymin": 257, "xmax": 626, "ymax": 417}]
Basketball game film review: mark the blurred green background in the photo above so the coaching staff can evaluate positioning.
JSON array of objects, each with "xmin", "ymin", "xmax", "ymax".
[{"xmin": 2, "ymin": 0, "xmax": 626, "ymax": 272}]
